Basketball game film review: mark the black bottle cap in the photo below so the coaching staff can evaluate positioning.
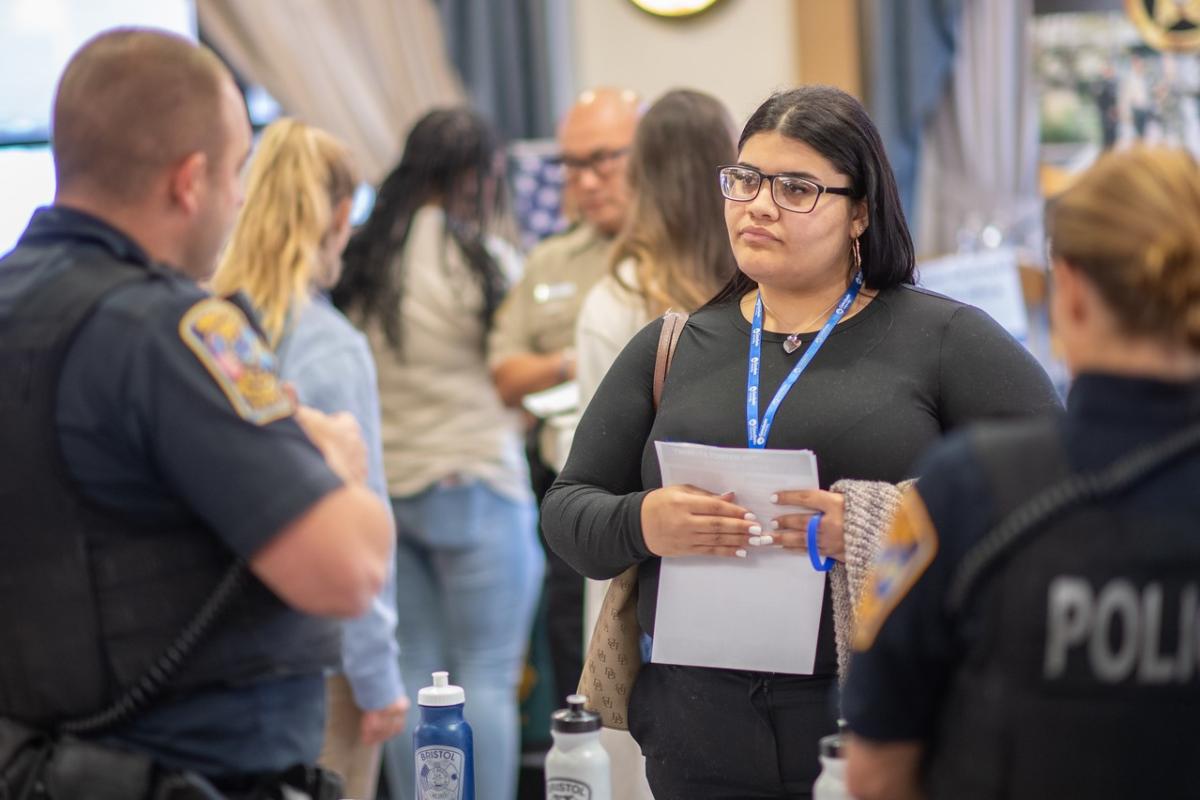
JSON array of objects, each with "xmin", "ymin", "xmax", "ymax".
[
  {"xmin": 820, "ymin": 732, "xmax": 843, "ymax": 758},
  {"xmin": 821, "ymin": 720, "xmax": 848, "ymax": 758},
  {"xmin": 551, "ymin": 694, "xmax": 601, "ymax": 733}
]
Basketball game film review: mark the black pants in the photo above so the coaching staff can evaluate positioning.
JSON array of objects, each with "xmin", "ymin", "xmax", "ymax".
[
  {"xmin": 628, "ymin": 663, "xmax": 838, "ymax": 799},
  {"xmin": 527, "ymin": 431, "xmax": 583, "ymax": 704}
]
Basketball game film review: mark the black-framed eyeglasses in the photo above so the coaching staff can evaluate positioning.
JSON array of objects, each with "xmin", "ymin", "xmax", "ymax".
[
  {"xmin": 555, "ymin": 147, "xmax": 630, "ymax": 178},
  {"xmin": 718, "ymin": 165, "xmax": 856, "ymax": 214}
]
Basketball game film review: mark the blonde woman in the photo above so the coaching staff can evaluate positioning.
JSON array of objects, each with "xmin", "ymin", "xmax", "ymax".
[
  {"xmin": 846, "ymin": 147, "xmax": 1200, "ymax": 800},
  {"xmin": 213, "ymin": 119, "xmax": 407, "ymax": 799}
]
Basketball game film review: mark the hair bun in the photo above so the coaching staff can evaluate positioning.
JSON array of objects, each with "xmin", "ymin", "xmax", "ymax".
[{"xmin": 1049, "ymin": 146, "xmax": 1200, "ymax": 353}]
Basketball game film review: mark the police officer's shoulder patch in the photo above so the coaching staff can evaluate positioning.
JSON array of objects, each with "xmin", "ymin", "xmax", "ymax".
[
  {"xmin": 853, "ymin": 489, "xmax": 939, "ymax": 651},
  {"xmin": 178, "ymin": 298, "xmax": 294, "ymax": 425}
]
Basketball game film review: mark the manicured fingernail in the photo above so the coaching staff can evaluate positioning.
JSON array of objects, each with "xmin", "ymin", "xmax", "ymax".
[
  {"xmin": 758, "ymin": 535, "xmax": 774, "ymax": 546},
  {"xmin": 770, "ymin": 493, "xmax": 779, "ymax": 503},
  {"xmin": 743, "ymin": 512, "xmax": 757, "ymax": 521},
  {"xmin": 771, "ymin": 520, "xmax": 781, "ymax": 530},
  {"xmin": 748, "ymin": 536, "xmax": 763, "ymax": 546},
  {"xmin": 748, "ymin": 524, "xmax": 762, "ymax": 535},
  {"xmin": 735, "ymin": 548, "xmax": 747, "ymax": 558}
]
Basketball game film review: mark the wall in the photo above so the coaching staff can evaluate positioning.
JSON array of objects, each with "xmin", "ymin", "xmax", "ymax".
[
  {"xmin": 794, "ymin": 0, "xmax": 861, "ymax": 98},
  {"xmin": 571, "ymin": 0, "xmax": 800, "ymax": 128}
]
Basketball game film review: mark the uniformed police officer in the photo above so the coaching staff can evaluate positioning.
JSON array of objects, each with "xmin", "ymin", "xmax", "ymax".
[
  {"xmin": 0, "ymin": 28, "xmax": 392, "ymax": 798},
  {"xmin": 488, "ymin": 87, "xmax": 639, "ymax": 704},
  {"xmin": 842, "ymin": 146, "xmax": 1200, "ymax": 799}
]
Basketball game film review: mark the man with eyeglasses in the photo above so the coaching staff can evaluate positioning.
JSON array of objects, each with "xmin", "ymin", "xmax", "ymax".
[{"xmin": 489, "ymin": 87, "xmax": 639, "ymax": 708}]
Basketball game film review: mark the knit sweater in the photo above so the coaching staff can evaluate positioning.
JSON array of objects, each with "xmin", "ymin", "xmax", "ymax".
[{"xmin": 829, "ymin": 478, "xmax": 914, "ymax": 681}]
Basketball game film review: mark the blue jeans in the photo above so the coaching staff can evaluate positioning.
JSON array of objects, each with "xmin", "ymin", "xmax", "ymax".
[{"xmin": 382, "ymin": 478, "xmax": 544, "ymax": 800}]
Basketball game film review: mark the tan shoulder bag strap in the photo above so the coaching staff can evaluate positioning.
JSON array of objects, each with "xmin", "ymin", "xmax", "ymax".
[
  {"xmin": 653, "ymin": 310, "xmax": 689, "ymax": 410},
  {"xmin": 579, "ymin": 308, "xmax": 690, "ymax": 731}
]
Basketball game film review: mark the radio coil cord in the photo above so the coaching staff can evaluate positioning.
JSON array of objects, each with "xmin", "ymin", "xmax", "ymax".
[
  {"xmin": 946, "ymin": 423, "xmax": 1200, "ymax": 615},
  {"xmin": 57, "ymin": 562, "xmax": 248, "ymax": 736}
]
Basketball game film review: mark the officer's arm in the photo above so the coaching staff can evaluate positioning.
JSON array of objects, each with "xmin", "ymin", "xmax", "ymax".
[
  {"xmin": 151, "ymin": 297, "xmax": 391, "ymax": 618},
  {"xmin": 841, "ymin": 444, "xmax": 980, "ymax": 800},
  {"xmin": 250, "ymin": 483, "xmax": 391, "ymax": 618},
  {"xmin": 492, "ymin": 351, "xmax": 573, "ymax": 407},
  {"xmin": 845, "ymin": 737, "xmax": 925, "ymax": 800}
]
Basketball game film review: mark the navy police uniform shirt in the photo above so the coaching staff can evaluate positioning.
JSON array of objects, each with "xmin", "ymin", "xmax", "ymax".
[
  {"xmin": 842, "ymin": 373, "xmax": 1200, "ymax": 741},
  {"xmin": 0, "ymin": 206, "xmax": 343, "ymax": 775}
]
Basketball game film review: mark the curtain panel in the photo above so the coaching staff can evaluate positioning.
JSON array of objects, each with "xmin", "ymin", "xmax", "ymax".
[
  {"xmin": 197, "ymin": 0, "xmax": 465, "ymax": 184},
  {"xmin": 914, "ymin": 0, "xmax": 1041, "ymax": 257}
]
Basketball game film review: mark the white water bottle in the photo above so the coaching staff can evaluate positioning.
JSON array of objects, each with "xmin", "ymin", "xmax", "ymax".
[
  {"xmin": 813, "ymin": 723, "xmax": 858, "ymax": 800},
  {"xmin": 545, "ymin": 694, "xmax": 610, "ymax": 800}
]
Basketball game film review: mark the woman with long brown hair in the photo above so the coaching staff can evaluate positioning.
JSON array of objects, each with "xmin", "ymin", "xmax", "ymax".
[
  {"xmin": 574, "ymin": 88, "xmax": 738, "ymax": 410},
  {"xmin": 570, "ymin": 88, "xmax": 737, "ymax": 798}
]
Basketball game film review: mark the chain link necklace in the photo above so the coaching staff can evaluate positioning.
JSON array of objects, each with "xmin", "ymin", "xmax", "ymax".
[{"xmin": 758, "ymin": 293, "xmax": 844, "ymax": 354}]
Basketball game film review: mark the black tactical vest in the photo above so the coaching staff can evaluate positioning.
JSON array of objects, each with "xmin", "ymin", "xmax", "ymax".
[
  {"xmin": 0, "ymin": 246, "xmax": 339, "ymax": 729},
  {"xmin": 926, "ymin": 419, "xmax": 1200, "ymax": 799}
]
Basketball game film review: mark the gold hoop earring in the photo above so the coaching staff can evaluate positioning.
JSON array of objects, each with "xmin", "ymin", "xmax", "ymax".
[{"xmin": 852, "ymin": 237, "xmax": 862, "ymax": 272}]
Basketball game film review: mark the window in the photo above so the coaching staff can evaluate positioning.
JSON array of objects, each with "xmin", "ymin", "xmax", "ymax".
[{"xmin": 0, "ymin": 0, "xmax": 194, "ymax": 254}]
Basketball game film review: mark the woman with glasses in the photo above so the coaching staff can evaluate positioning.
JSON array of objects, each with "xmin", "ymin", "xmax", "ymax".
[
  {"xmin": 332, "ymin": 108, "xmax": 544, "ymax": 800},
  {"xmin": 542, "ymin": 86, "xmax": 1060, "ymax": 798}
]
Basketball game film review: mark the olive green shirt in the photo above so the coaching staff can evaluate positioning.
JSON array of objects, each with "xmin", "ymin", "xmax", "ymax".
[{"xmin": 487, "ymin": 223, "xmax": 613, "ymax": 365}]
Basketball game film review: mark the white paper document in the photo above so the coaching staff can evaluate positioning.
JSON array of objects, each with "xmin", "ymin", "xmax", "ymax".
[
  {"xmin": 651, "ymin": 441, "xmax": 826, "ymax": 674},
  {"xmin": 521, "ymin": 380, "xmax": 579, "ymax": 418},
  {"xmin": 917, "ymin": 247, "xmax": 1029, "ymax": 341}
]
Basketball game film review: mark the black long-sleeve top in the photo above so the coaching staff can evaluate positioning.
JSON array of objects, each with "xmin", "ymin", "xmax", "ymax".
[{"xmin": 542, "ymin": 286, "xmax": 1062, "ymax": 675}]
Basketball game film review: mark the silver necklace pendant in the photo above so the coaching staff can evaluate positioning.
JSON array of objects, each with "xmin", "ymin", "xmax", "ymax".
[{"xmin": 783, "ymin": 334, "xmax": 803, "ymax": 354}]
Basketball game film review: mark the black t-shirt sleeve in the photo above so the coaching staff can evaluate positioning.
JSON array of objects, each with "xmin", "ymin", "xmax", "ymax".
[
  {"xmin": 145, "ymin": 297, "xmax": 344, "ymax": 558},
  {"xmin": 842, "ymin": 433, "xmax": 992, "ymax": 740},
  {"xmin": 938, "ymin": 305, "xmax": 1062, "ymax": 429},
  {"xmin": 69, "ymin": 293, "xmax": 344, "ymax": 559},
  {"xmin": 541, "ymin": 317, "xmax": 662, "ymax": 579}
]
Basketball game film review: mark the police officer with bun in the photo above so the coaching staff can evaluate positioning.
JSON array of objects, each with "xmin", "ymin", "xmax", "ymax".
[
  {"xmin": 842, "ymin": 146, "xmax": 1200, "ymax": 800},
  {"xmin": 0, "ymin": 28, "xmax": 392, "ymax": 798}
]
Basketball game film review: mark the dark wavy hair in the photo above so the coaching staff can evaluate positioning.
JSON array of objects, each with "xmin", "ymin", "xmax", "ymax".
[
  {"xmin": 708, "ymin": 86, "xmax": 915, "ymax": 307},
  {"xmin": 332, "ymin": 107, "xmax": 507, "ymax": 350}
]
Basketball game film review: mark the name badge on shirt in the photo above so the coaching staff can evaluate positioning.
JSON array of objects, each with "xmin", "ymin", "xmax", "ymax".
[{"xmin": 532, "ymin": 282, "xmax": 577, "ymax": 304}]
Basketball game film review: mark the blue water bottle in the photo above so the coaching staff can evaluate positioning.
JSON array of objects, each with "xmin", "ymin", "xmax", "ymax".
[{"xmin": 414, "ymin": 671, "xmax": 474, "ymax": 800}]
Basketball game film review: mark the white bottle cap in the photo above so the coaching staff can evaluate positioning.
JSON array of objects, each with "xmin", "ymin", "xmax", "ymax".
[{"xmin": 418, "ymin": 671, "xmax": 465, "ymax": 707}]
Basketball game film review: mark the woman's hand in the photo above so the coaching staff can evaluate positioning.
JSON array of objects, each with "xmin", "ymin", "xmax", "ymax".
[
  {"xmin": 769, "ymin": 489, "xmax": 846, "ymax": 562},
  {"xmin": 640, "ymin": 485, "xmax": 759, "ymax": 558},
  {"xmin": 359, "ymin": 695, "xmax": 410, "ymax": 745}
]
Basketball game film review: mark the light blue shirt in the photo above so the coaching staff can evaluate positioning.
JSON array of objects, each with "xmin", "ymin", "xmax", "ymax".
[{"xmin": 277, "ymin": 293, "xmax": 404, "ymax": 710}]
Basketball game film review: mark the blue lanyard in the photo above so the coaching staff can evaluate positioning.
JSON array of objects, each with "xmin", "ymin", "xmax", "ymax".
[{"xmin": 746, "ymin": 272, "xmax": 863, "ymax": 448}]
